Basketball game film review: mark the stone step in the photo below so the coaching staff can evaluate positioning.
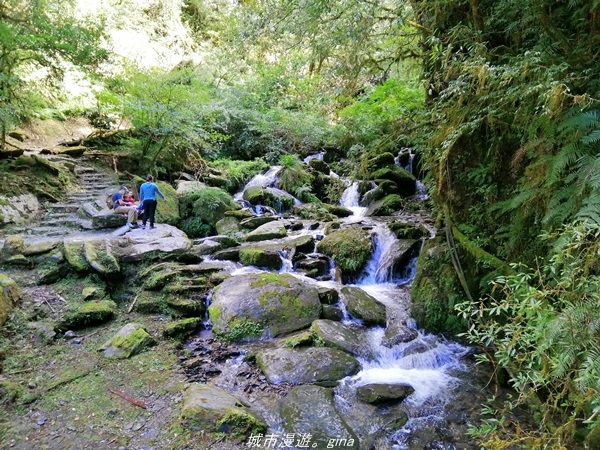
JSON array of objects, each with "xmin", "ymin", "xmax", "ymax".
[
  {"xmin": 21, "ymin": 227, "xmax": 70, "ymax": 237},
  {"xmin": 39, "ymin": 218, "xmax": 87, "ymax": 228},
  {"xmin": 45, "ymin": 203, "xmax": 81, "ymax": 213}
]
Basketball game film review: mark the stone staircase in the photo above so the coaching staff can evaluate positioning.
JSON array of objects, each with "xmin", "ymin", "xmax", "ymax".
[{"xmin": 16, "ymin": 157, "xmax": 118, "ymax": 239}]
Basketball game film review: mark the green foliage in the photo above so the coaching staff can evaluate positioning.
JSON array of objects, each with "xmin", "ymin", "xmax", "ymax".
[
  {"xmin": 0, "ymin": 0, "xmax": 106, "ymax": 144},
  {"xmin": 210, "ymin": 158, "xmax": 269, "ymax": 193},
  {"xmin": 277, "ymin": 155, "xmax": 317, "ymax": 203},
  {"xmin": 456, "ymin": 223, "xmax": 600, "ymax": 446},
  {"xmin": 180, "ymin": 217, "xmax": 214, "ymax": 238}
]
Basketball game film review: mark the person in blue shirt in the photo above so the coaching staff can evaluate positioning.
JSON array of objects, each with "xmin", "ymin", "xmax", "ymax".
[{"xmin": 139, "ymin": 175, "xmax": 165, "ymax": 229}]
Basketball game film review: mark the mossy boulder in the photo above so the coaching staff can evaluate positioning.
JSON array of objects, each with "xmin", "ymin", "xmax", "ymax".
[
  {"xmin": 366, "ymin": 194, "xmax": 404, "ymax": 216},
  {"xmin": 100, "ymin": 323, "xmax": 155, "ymax": 358},
  {"xmin": 324, "ymin": 204, "xmax": 353, "ymax": 218},
  {"xmin": 389, "ymin": 221, "xmax": 429, "ymax": 239},
  {"xmin": 317, "ymin": 227, "xmax": 372, "ymax": 282},
  {"xmin": 179, "ymin": 186, "xmax": 239, "ymax": 227},
  {"xmin": 84, "ymin": 240, "xmax": 120, "ymax": 275},
  {"xmin": 152, "ymin": 180, "xmax": 180, "ymax": 225},
  {"xmin": 308, "ymin": 158, "xmax": 329, "ymax": 174},
  {"xmin": 279, "ymin": 385, "xmax": 359, "ymax": 450},
  {"xmin": 82, "ymin": 287, "xmax": 105, "ymax": 301},
  {"xmin": 366, "ymin": 152, "xmax": 396, "ymax": 172},
  {"xmin": 411, "ymin": 236, "xmax": 467, "ymax": 334},
  {"xmin": 292, "ymin": 203, "xmax": 337, "ymax": 222},
  {"xmin": 239, "ymin": 248, "xmax": 282, "ymax": 270},
  {"xmin": 0, "ymin": 274, "xmax": 20, "ymax": 327},
  {"xmin": 310, "ymin": 319, "xmax": 374, "ymax": 359},
  {"xmin": 63, "ymin": 240, "xmax": 91, "ymax": 272},
  {"xmin": 370, "ymin": 165, "xmax": 416, "ymax": 197},
  {"xmin": 242, "ymin": 186, "xmax": 295, "ymax": 212},
  {"xmin": 181, "ymin": 384, "xmax": 266, "ymax": 438},
  {"xmin": 341, "ymin": 286, "xmax": 387, "ymax": 326},
  {"xmin": 60, "ymin": 300, "xmax": 117, "ymax": 330},
  {"xmin": 163, "ymin": 317, "xmax": 202, "ymax": 340},
  {"xmin": 239, "ymin": 215, "xmax": 279, "ymax": 230},
  {"xmin": 208, "ymin": 273, "xmax": 321, "ymax": 341},
  {"xmin": 165, "ymin": 298, "xmax": 205, "ymax": 317},
  {"xmin": 0, "ymin": 235, "xmax": 24, "ymax": 259},
  {"xmin": 215, "ymin": 216, "xmax": 240, "ymax": 235},
  {"xmin": 317, "ymin": 286, "xmax": 339, "ymax": 305},
  {"xmin": 22, "ymin": 240, "xmax": 58, "ymax": 256},
  {"xmin": 355, "ymin": 383, "xmax": 415, "ymax": 405},
  {"xmin": 243, "ymin": 221, "xmax": 287, "ymax": 242},
  {"xmin": 0, "ymin": 380, "xmax": 23, "ymax": 404},
  {"xmin": 256, "ymin": 346, "xmax": 360, "ymax": 385}
]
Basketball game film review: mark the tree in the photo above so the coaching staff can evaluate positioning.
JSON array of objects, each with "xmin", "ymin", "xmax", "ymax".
[{"xmin": 0, "ymin": 0, "xmax": 106, "ymax": 147}]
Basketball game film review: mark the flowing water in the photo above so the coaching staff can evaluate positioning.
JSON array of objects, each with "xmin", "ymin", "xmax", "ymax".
[{"xmin": 195, "ymin": 167, "xmax": 477, "ymax": 449}]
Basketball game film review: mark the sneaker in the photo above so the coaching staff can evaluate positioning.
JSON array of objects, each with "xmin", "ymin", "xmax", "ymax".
[
  {"xmin": 126, "ymin": 222, "xmax": 133, "ymax": 228},
  {"xmin": 149, "ymin": 225, "xmax": 155, "ymax": 229},
  {"xmin": 140, "ymin": 225, "xmax": 145, "ymax": 230}
]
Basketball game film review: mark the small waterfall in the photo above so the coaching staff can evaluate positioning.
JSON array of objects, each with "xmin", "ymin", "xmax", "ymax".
[
  {"xmin": 303, "ymin": 152, "xmax": 324, "ymax": 163},
  {"xmin": 278, "ymin": 249, "xmax": 294, "ymax": 273},
  {"xmin": 359, "ymin": 224, "xmax": 400, "ymax": 284},
  {"xmin": 233, "ymin": 166, "xmax": 282, "ymax": 204},
  {"xmin": 340, "ymin": 182, "xmax": 367, "ymax": 217}
]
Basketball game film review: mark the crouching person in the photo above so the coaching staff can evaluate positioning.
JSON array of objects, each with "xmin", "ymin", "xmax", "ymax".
[{"xmin": 112, "ymin": 186, "xmax": 139, "ymax": 228}]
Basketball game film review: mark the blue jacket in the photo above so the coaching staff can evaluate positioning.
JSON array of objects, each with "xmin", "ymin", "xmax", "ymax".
[{"xmin": 139, "ymin": 182, "xmax": 165, "ymax": 202}]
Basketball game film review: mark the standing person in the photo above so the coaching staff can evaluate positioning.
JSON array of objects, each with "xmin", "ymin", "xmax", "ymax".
[
  {"xmin": 112, "ymin": 186, "xmax": 139, "ymax": 228},
  {"xmin": 139, "ymin": 175, "xmax": 165, "ymax": 230}
]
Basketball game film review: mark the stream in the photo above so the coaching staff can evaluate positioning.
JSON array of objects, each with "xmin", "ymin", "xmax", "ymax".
[{"xmin": 183, "ymin": 166, "xmax": 487, "ymax": 449}]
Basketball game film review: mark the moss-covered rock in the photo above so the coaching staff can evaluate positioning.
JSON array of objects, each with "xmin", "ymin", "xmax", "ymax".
[
  {"xmin": 84, "ymin": 240, "xmax": 120, "ymax": 275},
  {"xmin": 60, "ymin": 300, "xmax": 117, "ymax": 330},
  {"xmin": 22, "ymin": 240, "xmax": 58, "ymax": 256},
  {"xmin": 165, "ymin": 297, "xmax": 205, "ymax": 317},
  {"xmin": 340, "ymin": 286, "xmax": 387, "ymax": 326},
  {"xmin": 63, "ymin": 240, "xmax": 91, "ymax": 272},
  {"xmin": 239, "ymin": 248, "xmax": 282, "ymax": 270},
  {"xmin": 181, "ymin": 384, "xmax": 266, "ymax": 439},
  {"xmin": 317, "ymin": 227, "xmax": 372, "ymax": 282},
  {"xmin": 324, "ymin": 204, "xmax": 354, "ymax": 218},
  {"xmin": 370, "ymin": 165, "xmax": 416, "ymax": 197},
  {"xmin": 411, "ymin": 236, "xmax": 467, "ymax": 334},
  {"xmin": 389, "ymin": 221, "xmax": 429, "ymax": 239},
  {"xmin": 179, "ymin": 186, "xmax": 239, "ymax": 227},
  {"xmin": 355, "ymin": 383, "xmax": 415, "ymax": 405},
  {"xmin": 215, "ymin": 216, "xmax": 240, "ymax": 235},
  {"xmin": 163, "ymin": 317, "xmax": 202, "ymax": 340},
  {"xmin": 153, "ymin": 180, "xmax": 180, "ymax": 225},
  {"xmin": 208, "ymin": 273, "xmax": 321, "ymax": 341},
  {"xmin": 82, "ymin": 286, "xmax": 105, "ymax": 301},
  {"xmin": 317, "ymin": 287, "xmax": 339, "ymax": 305},
  {"xmin": 239, "ymin": 215, "xmax": 279, "ymax": 230},
  {"xmin": 310, "ymin": 319, "xmax": 374, "ymax": 359},
  {"xmin": 243, "ymin": 221, "xmax": 287, "ymax": 242},
  {"xmin": 292, "ymin": 203, "xmax": 337, "ymax": 222},
  {"xmin": 0, "ymin": 235, "xmax": 24, "ymax": 259},
  {"xmin": 0, "ymin": 380, "xmax": 23, "ymax": 404},
  {"xmin": 100, "ymin": 323, "xmax": 155, "ymax": 358},
  {"xmin": 366, "ymin": 194, "xmax": 404, "ymax": 216},
  {"xmin": 366, "ymin": 152, "xmax": 396, "ymax": 172},
  {"xmin": 0, "ymin": 274, "xmax": 20, "ymax": 327}
]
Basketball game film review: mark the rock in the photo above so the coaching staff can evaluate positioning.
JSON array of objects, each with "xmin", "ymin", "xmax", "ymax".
[
  {"xmin": 208, "ymin": 273, "xmax": 321, "ymax": 341},
  {"xmin": 179, "ymin": 186, "xmax": 238, "ymax": 227},
  {"xmin": 22, "ymin": 240, "xmax": 58, "ymax": 256},
  {"xmin": 355, "ymin": 383, "xmax": 415, "ymax": 404},
  {"xmin": 324, "ymin": 204, "xmax": 353, "ymax": 218},
  {"xmin": 0, "ymin": 235, "xmax": 24, "ymax": 258},
  {"xmin": 60, "ymin": 300, "xmax": 117, "ymax": 330},
  {"xmin": 382, "ymin": 322, "xmax": 419, "ymax": 347},
  {"xmin": 27, "ymin": 321, "xmax": 57, "ymax": 344},
  {"xmin": 292, "ymin": 203, "xmax": 336, "ymax": 222},
  {"xmin": 389, "ymin": 221, "xmax": 429, "ymax": 239},
  {"xmin": 317, "ymin": 286, "xmax": 339, "ymax": 305},
  {"xmin": 82, "ymin": 287, "xmax": 105, "ymax": 301},
  {"xmin": 84, "ymin": 240, "xmax": 120, "ymax": 275},
  {"xmin": 239, "ymin": 215, "xmax": 279, "ymax": 230},
  {"xmin": 165, "ymin": 298, "xmax": 206, "ymax": 317},
  {"xmin": 294, "ymin": 254, "xmax": 330, "ymax": 278},
  {"xmin": 180, "ymin": 384, "xmax": 266, "ymax": 439},
  {"xmin": 370, "ymin": 165, "xmax": 416, "ymax": 197},
  {"xmin": 239, "ymin": 248, "xmax": 282, "ymax": 270},
  {"xmin": 8, "ymin": 128, "xmax": 27, "ymax": 142},
  {"xmin": 91, "ymin": 210, "xmax": 127, "ymax": 229},
  {"xmin": 0, "ymin": 148, "xmax": 25, "ymax": 158},
  {"xmin": 100, "ymin": 323, "xmax": 155, "ymax": 358},
  {"xmin": 189, "ymin": 235, "xmax": 239, "ymax": 256},
  {"xmin": 256, "ymin": 346, "xmax": 360, "ymax": 385},
  {"xmin": 109, "ymin": 224, "xmax": 192, "ymax": 262},
  {"xmin": 175, "ymin": 180, "xmax": 207, "ymax": 195},
  {"xmin": 215, "ymin": 216, "xmax": 240, "ymax": 235},
  {"xmin": 279, "ymin": 385, "xmax": 359, "ymax": 450},
  {"xmin": 308, "ymin": 159, "xmax": 329, "ymax": 174},
  {"xmin": 162, "ymin": 317, "xmax": 202, "ymax": 340},
  {"xmin": 341, "ymin": 286, "xmax": 387, "ymax": 327},
  {"xmin": 0, "ymin": 194, "xmax": 41, "ymax": 226},
  {"xmin": 242, "ymin": 186, "xmax": 295, "ymax": 212},
  {"xmin": 366, "ymin": 194, "xmax": 404, "ymax": 216},
  {"xmin": 311, "ymin": 320, "xmax": 374, "ymax": 359},
  {"xmin": 243, "ymin": 221, "xmax": 287, "ymax": 242},
  {"xmin": 317, "ymin": 227, "xmax": 372, "ymax": 282},
  {"xmin": 367, "ymin": 152, "xmax": 396, "ymax": 172},
  {"xmin": 0, "ymin": 274, "xmax": 20, "ymax": 327},
  {"xmin": 63, "ymin": 240, "xmax": 91, "ymax": 272},
  {"xmin": 321, "ymin": 305, "xmax": 344, "ymax": 321},
  {"xmin": 41, "ymin": 145, "xmax": 87, "ymax": 156}
]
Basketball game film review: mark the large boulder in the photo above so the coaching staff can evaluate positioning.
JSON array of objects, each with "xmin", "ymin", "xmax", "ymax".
[
  {"xmin": 243, "ymin": 221, "xmax": 287, "ymax": 242},
  {"xmin": 109, "ymin": 225, "xmax": 192, "ymax": 262},
  {"xmin": 366, "ymin": 194, "xmax": 404, "ymax": 216},
  {"xmin": 256, "ymin": 346, "xmax": 360, "ymax": 385},
  {"xmin": 0, "ymin": 275, "xmax": 20, "ymax": 327},
  {"xmin": 279, "ymin": 385, "xmax": 359, "ymax": 450},
  {"xmin": 317, "ymin": 227, "xmax": 372, "ymax": 282},
  {"xmin": 208, "ymin": 273, "xmax": 322, "ymax": 341},
  {"xmin": 238, "ymin": 248, "xmax": 282, "ymax": 270},
  {"xmin": 340, "ymin": 286, "xmax": 387, "ymax": 326},
  {"xmin": 179, "ymin": 186, "xmax": 239, "ymax": 227},
  {"xmin": 370, "ymin": 165, "xmax": 416, "ymax": 197},
  {"xmin": 0, "ymin": 194, "xmax": 41, "ymax": 226},
  {"xmin": 311, "ymin": 319, "xmax": 374, "ymax": 359},
  {"xmin": 180, "ymin": 384, "xmax": 266, "ymax": 439},
  {"xmin": 84, "ymin": 240, "xmax": 120, "ymax": 275}
]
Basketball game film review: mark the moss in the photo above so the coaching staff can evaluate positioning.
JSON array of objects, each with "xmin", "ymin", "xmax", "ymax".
[
  {"xmin": 154, "ymin": 180, "xmax": 180, "ymax": 225},
  {"xmin": 63, "ymin": 241, "xmax": 91, "ymax": 272},
  {"xmin": 219, "ymin": 319, "xmax": 264, "ymax": 342},
  {"xmin": 324, "ymin": 204, "xmax": 353, "ymax": 218},
  {"xmin": 0, "ymin": 274, "xmax": 20, "ymax": 327},
  {"xmin": 239, "ymin": 248, "xmax": 281, "ymax": 270},
  {"xmin": 250, "ymin": 273, "xmax": 292, "ymax": 289},
  {"xmin": 84, "ymin": 241, "xmax": 120, "ymax": 275},
  {"xmin": 215, "ymin": 408, "xmax": 267, "ymax": 439},
  {"xmin": 163, "ymin": 317, "xmax": 202, "ymax": 340},
  {"xmin": 60, "ymin": 300, "xmax": 117, "ymax": 330},
  {"xmin": 102, "ymin": 327, "xmax": 155, "ymax": 359},
  {"xmin": 317, "ymin": 227, "xmax": 372, "ymax": 280},
  {"xmin": 586, "ymin": 420, "xmax": 600, "ymax": 450}
]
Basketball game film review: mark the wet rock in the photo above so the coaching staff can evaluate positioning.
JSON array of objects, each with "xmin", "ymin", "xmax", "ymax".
[
  {"xmin": 366, "ymin": 194, "xmax": 404, "ymax": 216},
  {"xmin": 355, "ymin": 383, "xmax": 415, "ymax": 404},
  {"xmin": 239, "ymin": 215, "xmax": 279, "ymax": 230},
  {"xmin": 325, "ymin": 204, "xmax": 354, "ymax": 218},
  {"xmin": 311, "ymin": 319, "xmax": 374, "ymax": 359},
  {"xmin": 162, "ymin": 317, "xmax": 202, "ymax": 340},
  {"xmin": 60, "ymin": 300, "xmax": 117, "ymax": 330},
  {"xmin": 243, "ymin": 220, "xmax": 288, "ymax": 242},
  {"xmin": 239, "ymin": 247, "xmax": 282, "ymax": 270},
  {"xmin": 367, "ymin": 152, "xmax": 396, "ymax": 172},
  {"xmin": 317, "ymin": 286, "xmax": 339, "ymax": 305},
  {"xmin": 256, "ymin": 347, "xmax": 360, "ymax": 385},
  {"xmin": 389, "ymin": 221, "xmax": 429, "ymax": 239},
  {"xmin": 341, "ymin": 286, "xmax": 387, "ymax": 327},
  {"xmin": 321, "ymin": 305, "xmax": 344, "ymax": 321},
  {"xmin": 215, "ymin": 215, "xmax": 240, "ymax": 235},
  {"xmin": 294, "ymin": 254, "xmax": 330, "ymax": 278},
  {"xmin": 180, "ymin": 383, "xmax": 266, "ymax": 439},
  {"xmin": 317, "ymin": 227, "xmax": 372, "ymax": 282},
  {"xmin": 165, "ymin": 297, "xmax": 205, "ymax": 317},
  {"xmin": 292, "ymin": 203, "xmax": 337, "ymax": 222},
  {"xmin": 0, "ymin": 274, "xmax": 20, "ymax": 327},
  {"xmin": 100, "ymin": 323, "xmax": 155, "ymax": 358},
  {"xmin": 209, "ymin": 273, "xmax": 321, "ymax": 341},
  {"xmin": 383, "ymin": 321, "xmax": 419, "ymax": 347},
  {"xmin": 279, "ymin": 385, "xmax": 359, "ymax": 449},
  {"xmin": 369, "ymin": 165, "xmax": 416, "ymax": 197}
]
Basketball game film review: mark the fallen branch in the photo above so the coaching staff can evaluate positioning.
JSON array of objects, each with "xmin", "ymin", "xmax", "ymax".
[
  {"xmin": 107, "ymin": 387, "xmax": 147, "ymax": 409},
  {"xmin": 127, "ymin": 293, "xmax": 139, "ymax": 314}
]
